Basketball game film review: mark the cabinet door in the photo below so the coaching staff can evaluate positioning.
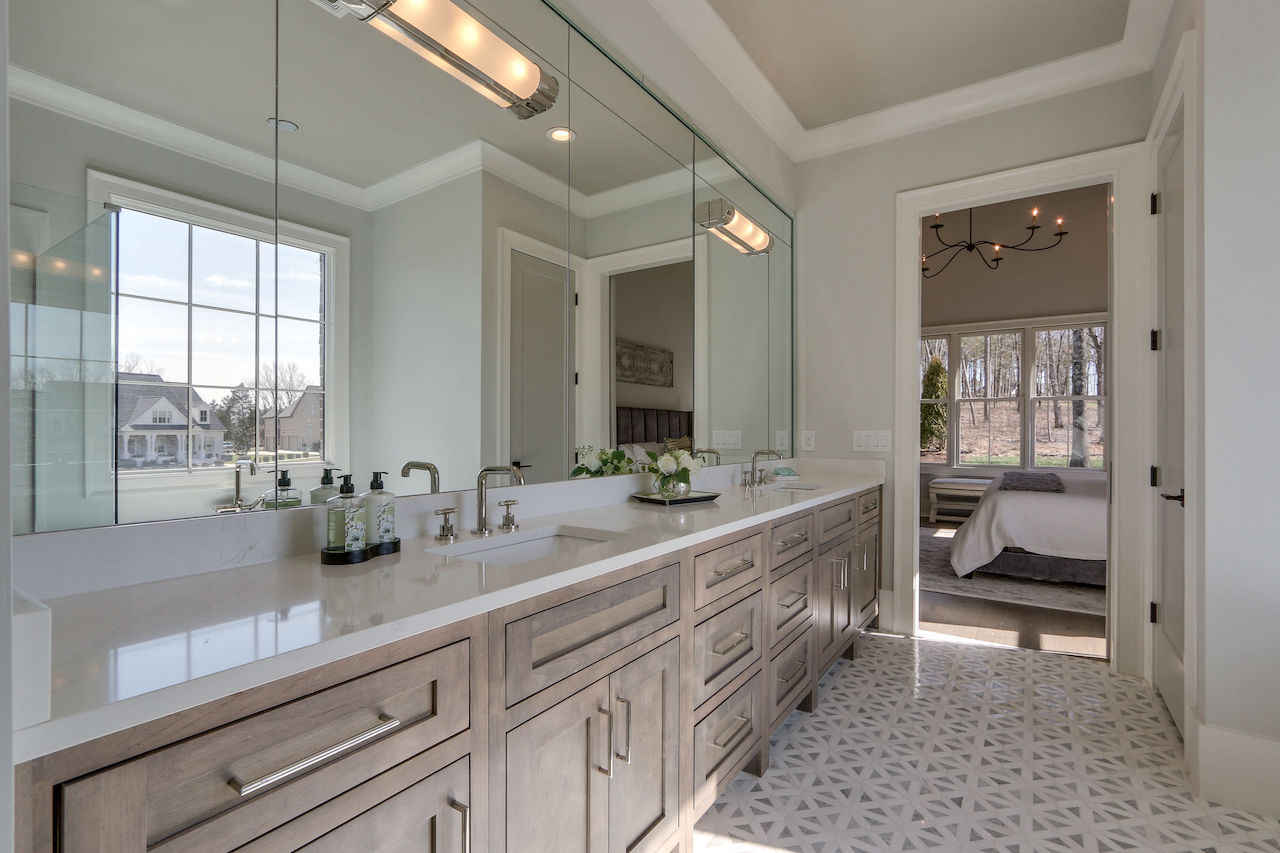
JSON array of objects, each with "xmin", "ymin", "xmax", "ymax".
[
  {"xmin": 608, "ymin": 639, "xmax": 680, "ymax": 853},
  {"xmin": 852, "ymin": 522, "xmax": 881, "ymax": 625},
  {"xmin": 506, "ymin": 678, "xmax": 611, "ymax": 853},
  {"xmin": 816, "ymin": 538, "xmax": 853, "ymax": 663},
  {"xmin": 298, "ymin": 756, "xmax": 470, "ymax": 853}
]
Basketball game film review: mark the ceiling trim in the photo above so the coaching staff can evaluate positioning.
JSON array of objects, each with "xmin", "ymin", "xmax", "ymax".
[
  {"xmin": 9, "ymin": 65, "xmax": 713, "ymax": 218},
  {"xmin": 647, "ymin": 0, "xmax": 1173, "ymax": 162}
]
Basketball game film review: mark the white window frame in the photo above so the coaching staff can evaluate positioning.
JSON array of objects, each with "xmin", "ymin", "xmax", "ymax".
[
  {"xmin": 87, "ymin": 170, "xmax": 351, "ymax": 487},
  {"xmin": 921, "ymin": 312, "xmax": 1107, "ymax": 472}
]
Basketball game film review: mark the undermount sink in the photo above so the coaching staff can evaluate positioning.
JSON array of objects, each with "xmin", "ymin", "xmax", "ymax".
[{"xmin": 428, "ymin": 525, "xmax": 628, "ymax": 566}]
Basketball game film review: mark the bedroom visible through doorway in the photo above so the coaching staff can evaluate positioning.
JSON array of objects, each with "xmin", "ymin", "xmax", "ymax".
[{"xmin": 916, "ymin": 184, "xmax": 1111, "ymax": 658}]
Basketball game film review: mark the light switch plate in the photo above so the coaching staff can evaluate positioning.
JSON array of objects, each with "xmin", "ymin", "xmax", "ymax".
[
  {"xmin": 852, "ymin": 430, "xmax": 892, "ymax": 452},
  {"xmin": 774, "ymin": 430, "xmax": 790, "ymax": 452},
  {"xmin": 801, "ymin": 430, "xmax": 817, "ymax": 452},
  {"xmin": 712, "ymin": 430, "xmax": 742, "ymax": 450}
]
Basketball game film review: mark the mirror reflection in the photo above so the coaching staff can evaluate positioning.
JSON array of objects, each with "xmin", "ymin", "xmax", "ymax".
[{"xmin": 8, "ymin": 0, "xmax": 794, "ymax": 534}]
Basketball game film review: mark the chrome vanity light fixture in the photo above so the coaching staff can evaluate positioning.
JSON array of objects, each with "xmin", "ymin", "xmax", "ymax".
[
  {"xmin": 324, "ymin": 0, "xmax": 559, "ymax": 119},
  {"xmin": 695, "ymin": 198, "xmax": 772, "ymax": 255}
]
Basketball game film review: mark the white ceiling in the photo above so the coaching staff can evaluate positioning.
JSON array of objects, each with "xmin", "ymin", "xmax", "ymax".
[{"xmin": 647, "ymin": 0, "xmax": 1174, "ymax": 161}]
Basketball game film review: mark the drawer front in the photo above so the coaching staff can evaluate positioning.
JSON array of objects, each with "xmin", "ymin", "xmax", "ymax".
[
  {"xmin": 769, "ymin": 560, "xmax": 813, "ymax": 649},
  {"xmin": 770, "ymin": 514, "xmax": 813, "ymax": 569},
  {"xmin": 505, "ymin": 563, "xmax": 680, "ymax": 706},
  {"xmin": 857, "ymin": 488, "xmax": 882, "ymax": 526},
  {"xmin": 769, "ymin": 627, "xmax": 813, "ymax": 727},
  {"xmin": 818, "ymin": 498, "xmax": 858, "ymax": 544},
  {"xmin": 692, "ymin": 591, "xmax": 763, "ymax": 708},
  {"xmin": 693, "ymin": 533, "xmax": 764, "ymax": 610},
  {"xmin": 693, "ymin": 672, "xmax": 762, "ymax": 813},
  {"xmin": 132, "ymin": 640, "xmax": 469, "ymax": 850}
]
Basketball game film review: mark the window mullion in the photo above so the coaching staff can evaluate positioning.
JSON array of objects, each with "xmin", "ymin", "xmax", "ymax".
[{"xmin": 186, "ymin": 223, "xmax": 194, "ymax": 474}]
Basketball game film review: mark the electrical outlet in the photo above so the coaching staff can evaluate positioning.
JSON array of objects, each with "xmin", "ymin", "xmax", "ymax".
[
  {"xmin": 712, "ymin": 430, "xmax": 742, "ymax": 450},
  {"xmin": 801, "ymin": 430, "xmax": 817, "ymax": 452},
  {"xmin": 774, "ymin": 430, "xmax": 790, "ymax": 452},
  {"xmin": 852, "ymin": 430, "xmax": 892, "ymax": 452}
]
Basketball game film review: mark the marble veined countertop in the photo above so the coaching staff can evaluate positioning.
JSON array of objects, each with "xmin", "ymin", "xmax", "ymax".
[{"xmin": 15, "ymin": 470, "xmax": 883, "ymax": 762}]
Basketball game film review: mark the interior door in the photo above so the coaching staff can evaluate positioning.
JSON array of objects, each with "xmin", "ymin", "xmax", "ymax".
[
  {"xmin": 1154, "ymin": 110, "xmax": 1187, "ymax": 734},
  {"xmin": 509, "ymin": 249, "xmax": 574, "ymax": 485}
]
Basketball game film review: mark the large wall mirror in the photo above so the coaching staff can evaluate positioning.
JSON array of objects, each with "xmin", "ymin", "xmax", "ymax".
[{"xmin": 8, "ymin": 0, "xmax": 794, "ymax": 534}]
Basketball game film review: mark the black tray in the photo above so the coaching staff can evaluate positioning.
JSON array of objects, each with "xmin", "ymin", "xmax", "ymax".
[
  {"xmin": 321, "ymin": 537, "xmax": 401, "ymax": 565},
  {"xmin": 632, "ymin": 490, "xmax": 721, "ymax": 506}
]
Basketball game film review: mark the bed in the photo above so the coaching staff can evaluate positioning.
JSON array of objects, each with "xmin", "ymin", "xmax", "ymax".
[
  {"xmin": 948, "ymin": 471, "xmax": 1108, "ymax": 585},
  {"xmin": 614, "ymin": 406, "xmax": 694, "ymax": 471}
]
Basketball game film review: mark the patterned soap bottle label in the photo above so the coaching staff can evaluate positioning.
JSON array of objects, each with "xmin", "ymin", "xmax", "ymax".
[{"xmin": 373, "ymin": 501, "xmax": 395, "ymax": 543}]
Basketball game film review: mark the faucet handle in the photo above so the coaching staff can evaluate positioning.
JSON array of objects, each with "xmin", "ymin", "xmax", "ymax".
[
  {"xmin": 498, "ymin": 500, "xmax": 519, "ymax": 533},
  {"xmin": 434, "ymin": 507, "xmax": 457, "ymax": 542}
]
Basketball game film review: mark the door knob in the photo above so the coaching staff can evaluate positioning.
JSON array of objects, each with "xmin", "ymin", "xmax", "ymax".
[{"xmin": 1160, "ymin": 489, "xmax": 1185, "ymax": 507}]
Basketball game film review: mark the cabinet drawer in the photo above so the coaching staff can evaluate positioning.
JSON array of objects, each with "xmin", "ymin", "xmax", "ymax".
[
  {"xmin": 693, "ymin": 532, "xmax": 763, "ymax": 610},
  {"xmin": 692, "ymin": 591, "xmax": 763, "ymax": 709},
  {"xmin": 817, "ymin": 498, "xmax": 858, "ymax": 544},
  {"xmin": 693, "ymin": 672, "xmax": 762, "ymax": 814},
  {"xmin": 65, "ymin": 640, "xmax": 470, "ymax": 852},
  {"xmin": 770, "ymin": 514, "xmax": 813, "ymax": 569},
  {"xmin": 768, "ymin": 559, "xmax": 812, "ymax": 649},
  {"xmin": 857, "ymin": 488, "xmax": 882, "ymax": 526},
  {"xmin": 769, "ymin": 627, "xmax": 813, "ymax": 728},
  {"xmin": 505, "ymin": 563, "xmax": 680, "ymax": 706}
]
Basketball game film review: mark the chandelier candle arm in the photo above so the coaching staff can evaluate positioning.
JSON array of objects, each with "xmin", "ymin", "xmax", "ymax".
[{"xmin": 921, "ymin": 206, "xmax": 1067, "ymax": 278}]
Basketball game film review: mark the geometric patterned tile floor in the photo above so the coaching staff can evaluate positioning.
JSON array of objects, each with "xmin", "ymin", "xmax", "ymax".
[{"xmin": 694, "ymin": 634, "xmax": 1280, "ymax": 853}]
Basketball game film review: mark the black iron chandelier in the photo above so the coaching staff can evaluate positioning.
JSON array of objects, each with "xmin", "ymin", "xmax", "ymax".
[{"xmin": 922, "ymin": 206, "xmax": 1067, "ymax": 279}]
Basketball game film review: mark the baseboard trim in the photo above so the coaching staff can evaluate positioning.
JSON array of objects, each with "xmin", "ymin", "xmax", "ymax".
[{"xmin": 1189, "ymin": 707, "xmax": 1280, "ymax": 818}]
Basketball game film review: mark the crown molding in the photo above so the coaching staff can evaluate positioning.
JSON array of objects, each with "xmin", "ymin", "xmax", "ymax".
[{"xmin": 647, "ymin": 0, "xmax": 1174, "ymax": 163}]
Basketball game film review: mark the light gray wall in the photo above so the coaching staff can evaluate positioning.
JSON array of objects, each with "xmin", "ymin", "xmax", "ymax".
[
  {"xmin": 2, "ymin": 0, "xmax": 17, "ymax": 841},
  {"xmin": 795, "ymin": 74, "xmax": 1153, "ymax": 592},
  {"xmin": 1200, "ymin": 0, "xmax": 1280, "ymax": 741},
  {"xmin": 612, "ymin": 262, "xmax": 694, "ymax": 411},
  {"xmin": 921, "ymin": 184, "xmax": 1109, "ymax": 327},
  {"xmin": 707, "ymin": 234, "xmax": 771, "ymax": 462},
  {"xmin": 584, "ymin": 191, "xmax": 692, "ymax": 259}
]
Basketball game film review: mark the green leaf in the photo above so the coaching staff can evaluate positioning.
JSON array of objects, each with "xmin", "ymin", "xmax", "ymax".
[
  {"xmin": 646, "ymin": 450, "xmax": 659, "ymax": 461},
  {"xmin": 676, "ymin": 468, "xmax": 691, "ymax": 485}
]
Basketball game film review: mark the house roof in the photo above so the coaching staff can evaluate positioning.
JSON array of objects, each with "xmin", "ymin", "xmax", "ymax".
[
  {"xmin": 117, "ymin": 373, "xmax": 226, "ymax": 432},
  {"xmin": 261, "ymin": 385, "xmax": 322, "ymax": 421}
]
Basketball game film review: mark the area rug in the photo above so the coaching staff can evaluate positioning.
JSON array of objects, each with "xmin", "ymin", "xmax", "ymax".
[{"xmin": 919, "ymin": 526, "xmax": 1106, "ymax": 616}]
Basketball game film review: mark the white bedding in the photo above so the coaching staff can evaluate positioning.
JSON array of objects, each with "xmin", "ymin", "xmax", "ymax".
[{"xmin": 948, "ymin": 473, "xmax": 1108, "ymax": 576}]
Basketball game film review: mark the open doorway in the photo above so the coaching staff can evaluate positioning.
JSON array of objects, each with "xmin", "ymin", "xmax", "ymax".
[{"xmin": 914, "ymin": 185, "xmax": 1111, "ymax": 657}]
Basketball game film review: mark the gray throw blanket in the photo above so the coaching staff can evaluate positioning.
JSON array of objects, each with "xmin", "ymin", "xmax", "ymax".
[{"xmin": 999, "ymin": 471, "xmax": 1065, "ymax": 492}]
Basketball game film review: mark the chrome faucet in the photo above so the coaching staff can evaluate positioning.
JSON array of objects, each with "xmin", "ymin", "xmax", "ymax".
[
  {"xmin": 473, "ymin": 465, "xmax": 525, "ymax": 535},
  {"xmin": 401, "ymin": 460, "xmax": 441, "ymax": 494},
  {"xmin": 750, "ymin": 450, "xmax": 782, "ymax": 486},
  {"xmin": 216, "ymin": 459, "xmax": 259, "ymax": 513},
  {"xmin": 693, "ymin": 448, "xmax": 721, "ymax": 466}
]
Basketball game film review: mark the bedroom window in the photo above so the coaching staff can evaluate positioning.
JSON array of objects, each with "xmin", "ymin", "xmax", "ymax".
[
  {"xmin": 957, "ymin": 331, "xmax": 1022, "ymax": 465},
  {"xmin": 920, "ymin": 315, "xmax": 1106, "ymax": 470}
]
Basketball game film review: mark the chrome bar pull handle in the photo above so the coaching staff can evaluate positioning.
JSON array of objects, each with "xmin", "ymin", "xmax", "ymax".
[
  {"xmin": 711, "ymin": 715, "xmax": 751, "ymax": 751},
  {"xmin": 595, "ymin": 706, "xmax": 615, "ymax": 778},
  {"xmin": 229, "ymin": 715, "xmax": 401, "ymax": 797},
  {"xmin": 778, "ymin": 659, "xmax": 807, "ymax": 687},
  {"xmin": 780, "ymin": 591, "xmax": 808, "ymax": 609},
  {"xmin": 617, "ymin": 696, "xmax": 633, "ymax": 764},
  {"xmin": 713, "ymin": 555, "xmax": 754, "ymax": 577},
  {"xmin": 449, "ymin": 798, "xmax": 471, "ymax": 853},
  {"xmin": 857, "ymin": 543, "xmax": 869, "ymax": 572},
  {"xmin": 710, "ymin": 630, "xmax": 750, "ymax": 657}
]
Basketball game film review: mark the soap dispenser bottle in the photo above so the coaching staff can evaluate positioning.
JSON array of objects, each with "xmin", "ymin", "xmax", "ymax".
[
  {"xmin": 363, "ymin": 472, "xmax": 396, "ymax": 545},
  {"xmin": 310, "ymin": 468, "xmax": 341, "ymax": 505},
  {"xmin": 263, "ymin": 469, "xmax": 303, "ymax": 508},
  {"xmin": 326, "ymin": 475, "xmax": 366, "ymax": 553}
]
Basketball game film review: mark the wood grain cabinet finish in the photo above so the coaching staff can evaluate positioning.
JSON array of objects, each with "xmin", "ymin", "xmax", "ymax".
[
  {"xmin": 61, "ymin": 640, "xmax": 470, "ymax": 852},
  {"xmin": 692, "ymin": 672, "xmax": 762, "ymax": 814},
  {"xmin": 769, "ymin": 515, "xmax": 813, "ymax": 570},
  {"xmin": 767, "ymin": 560, "xmax": 812, "ymax": 651},
  {"xmin": 856, "ymin": 488, "xmax": 882, "ymax": 526},
  {"xmin": 503, "ymin": 640, "xmax": 681, "ymax": 853},
  {"xmin": 817, "ymin": 498, "xmax": 858, "ymax": 545},
  {"xmin": 853, "ymin": 520, "xmax": 881, "ymax": 622},
  {"xmin": 692, "ymin": 533, "xmax": 763, "ymax": 611},
  {"xmin": 692, "ymin": 592, "xmax": 763, "ymax": 709},
  {"xmin": 505, "ymin": 563, "xmax": 680, "ymax": 707},
  {"xmin": 768, "ymin": 627, "xmax": 813, "ymax": 730},
  {"xmin": 815, "ymin": 535, "xmax": 856, "ymax": 666}
]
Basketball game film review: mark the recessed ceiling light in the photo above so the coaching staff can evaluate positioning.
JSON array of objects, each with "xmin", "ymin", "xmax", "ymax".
[
  {"xmin": 267, "ymin": 117, "xmax": 300, "ymax": 132},
  {"xmin": 546, "ymin": 126, "xmax": 575, "ymax": 143}
]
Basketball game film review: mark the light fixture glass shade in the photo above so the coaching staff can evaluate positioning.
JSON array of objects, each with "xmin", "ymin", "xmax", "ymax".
[
  {"xmin": 338, "ymin": 0, "xmax": 558, "ymax": 118},
  {"xmin": 695, "ymin": 198, "xmax": 771, "ymax": 255}
]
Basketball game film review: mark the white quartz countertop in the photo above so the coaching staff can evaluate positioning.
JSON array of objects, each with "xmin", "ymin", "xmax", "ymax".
[{"xmin": 15, "ymin": 470, "xmax": 883, "ymax": 762}]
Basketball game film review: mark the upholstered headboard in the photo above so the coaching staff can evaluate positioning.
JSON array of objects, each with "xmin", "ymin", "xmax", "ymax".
[{"xmin": 615, "ymin": 406, "xmax": 693, "ymax": 445}]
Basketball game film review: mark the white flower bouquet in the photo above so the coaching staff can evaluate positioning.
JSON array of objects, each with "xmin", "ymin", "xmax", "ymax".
[
  {"xmin": 571, "ymin": 446, "xmax": 634, "ymax": 477},
  {"xmin": 643, "ymin": 448, "xmax": 703, "ymax": 498}
]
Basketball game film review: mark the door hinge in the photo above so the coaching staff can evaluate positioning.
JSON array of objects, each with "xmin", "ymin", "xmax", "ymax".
[
  {"xmin": 1150, "ymin": 192, "xmax": 1160, "ymax": 215},
  {"xmin": 574, "ymin": 372, "xmax": 579, "ymax": 385},
  {"xmin": 1150, "ymin": 601, "xmax": 1159, "ymax": 624},
  {"xmin": 573, "ymin": 292, "xmax": 579, "ymax": 306},
  {"xmin": 1150, "ymin": 466, "xmax": 1160, "ymax": 487},
  {"xmin": 1150, "ymin": 329, "xmax": 1161, "ymax": 351}
]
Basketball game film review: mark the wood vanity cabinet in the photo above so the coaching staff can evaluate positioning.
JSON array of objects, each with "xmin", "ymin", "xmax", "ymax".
[
  {"xmin": 503, "ymin": 639, "xmax": 680, "ymax": 853},
  {"xmin": 815, "ymin": 534, "xmax": 856, "ymax": 666}
]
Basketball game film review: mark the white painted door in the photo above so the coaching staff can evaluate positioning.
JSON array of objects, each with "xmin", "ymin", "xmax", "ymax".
[
  {"xmin": 509, "ymin": 249, "xmax": 574, "ymax": 485},
  {"xmin": 1154, "ymin": 113, "xmax": 1187, "ymax": 734}
]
